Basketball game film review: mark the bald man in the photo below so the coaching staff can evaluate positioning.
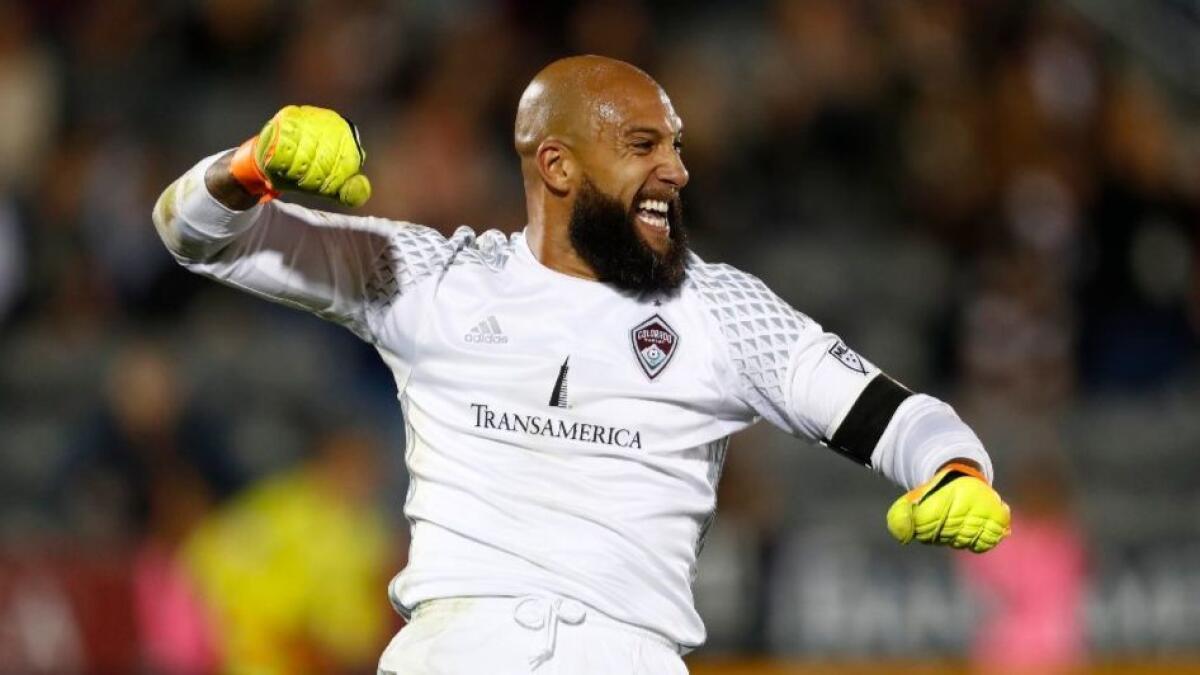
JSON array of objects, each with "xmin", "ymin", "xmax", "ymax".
[{"xmin": 153, "ymin": 56, "xmax": 1010, "ymax": 673}]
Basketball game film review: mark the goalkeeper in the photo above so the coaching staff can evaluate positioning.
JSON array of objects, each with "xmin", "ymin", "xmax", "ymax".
[{"xmin": 153, "ymin": 56, "xmax": 1009, "ymax": 674}]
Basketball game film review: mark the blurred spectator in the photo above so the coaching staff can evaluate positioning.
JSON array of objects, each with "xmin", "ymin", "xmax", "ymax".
[
  {"xmin": 132, "ymin": 469, "xmax": 221, "ymax": 674},
  {"xmin": 0, "ymin": 200, "xmax": 23, "ymax": 323},
  {"xmin": 57, "ymin": 340, "xmax": 234, "ymax": 540},
  {"xmin": 958, "ymin": 248, "xmax": 1076, "ymax": 462},
  {"xmin": 958, "ymin": 457, "xmax": 1088, "ymax": 674},
  {"xmin": 77, "ymin": 135, "xmax": 178, "ymax": 306},
  {"xmin": 0, "ymin": 1, "xmax": 58, "ymax": 194},
  {"xmin": 184, "ymin": 429, "xmax": 397, "ymax": 674},
  {"xmin": 1079, "ymin": 71, "xmax": 1199, "ymax": 389}
]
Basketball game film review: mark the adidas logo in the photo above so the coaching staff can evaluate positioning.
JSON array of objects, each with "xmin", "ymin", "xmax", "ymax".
[{"xmin": 465, "ymin": 315, "xmax": 509, "ymax": 344}]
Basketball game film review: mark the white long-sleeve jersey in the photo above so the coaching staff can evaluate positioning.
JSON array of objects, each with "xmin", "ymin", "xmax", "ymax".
[{"xmin": 153, "ymin": 153, "xmax": 993, "ymax": 650}]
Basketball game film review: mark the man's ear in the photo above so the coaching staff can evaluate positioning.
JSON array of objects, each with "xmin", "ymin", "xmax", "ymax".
[{"xmin": 537, "ymin": 139, "xmax": 574, "ymax": 196}]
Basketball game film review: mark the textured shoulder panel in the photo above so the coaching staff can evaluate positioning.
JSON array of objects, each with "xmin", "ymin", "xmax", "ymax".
[
  {"xmin": 685, "ymin": 259, "xmax": 810, "ymax": 414},
  {"xmin": 452, "ymin": 227, "xmax": 515, "ymax": 271},
  {"xmin": 365, "ymin": 222, "xmax": 462, "ymax": 311}
]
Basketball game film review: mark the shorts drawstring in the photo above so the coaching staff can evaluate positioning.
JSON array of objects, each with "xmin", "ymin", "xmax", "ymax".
[{"xmin": 512, "ymin": 596, "xmax": 587, "ymax": 669}]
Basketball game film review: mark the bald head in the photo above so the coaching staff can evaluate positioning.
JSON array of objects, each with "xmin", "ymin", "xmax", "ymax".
[
  {"xmin": 514, "ymin": 55, "xmax": 669, "ymax": 158},
  {"xmin": 515, "ymin": 56, "xmax": 690, "ymax": 290}
]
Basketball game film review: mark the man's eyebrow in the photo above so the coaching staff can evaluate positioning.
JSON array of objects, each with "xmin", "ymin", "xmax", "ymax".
[{"xmin": 623, "ymin": 126, "xmax": 683, "ymax": 140}]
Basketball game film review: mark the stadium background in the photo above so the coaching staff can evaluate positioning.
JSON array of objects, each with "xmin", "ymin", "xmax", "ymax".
[{"xmin": 1, "ymin": 0, "xmax": 1198, "ymax": 672}]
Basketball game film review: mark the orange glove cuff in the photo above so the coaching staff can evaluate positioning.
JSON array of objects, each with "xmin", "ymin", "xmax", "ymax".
[
  {"xmin": 903, "ymin": 461, "xmax": 989, "ymax": 504},
  {"xmin": 937, "ymin": 461, "xmax": 987, "ymax": 484},
  {"xmin": 229, "ymin": 136, "xmax": 280, "ymax": 204}
]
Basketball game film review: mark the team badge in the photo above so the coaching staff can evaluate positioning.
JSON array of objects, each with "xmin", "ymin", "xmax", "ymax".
[
  {"xmin": 829, "ymin": 340, "xmax": 867, "ymax": 374},
  {"xmin": 630, "ymin": 314, "xmax": 679, "ymax": 380}
]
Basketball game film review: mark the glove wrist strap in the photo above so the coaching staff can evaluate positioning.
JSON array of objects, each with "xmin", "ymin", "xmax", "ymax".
[
  {"xmin": 904, "ymin": 460, "xmax": 989, "ymax": 504},
  {"xmin": 937, "ymin": 461, "xmax": 987, "ymax": 484},
  {"xmin": 230, "ymin": 137, "xmax": 280, "ymax": 204}
]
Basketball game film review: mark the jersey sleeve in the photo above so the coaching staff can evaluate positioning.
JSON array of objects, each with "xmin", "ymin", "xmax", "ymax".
[
  {"xmin": 691, "ymin": 262, "xmax": 992, "ymax": 489},
  {"xmin": 152, "ymin": 152, "xmax": 454, "ymax": 341}
]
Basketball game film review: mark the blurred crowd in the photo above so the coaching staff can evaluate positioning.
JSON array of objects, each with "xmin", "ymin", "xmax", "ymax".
[{"xmin": 0, "ymin": 0, "xmax": 1198, "ymax": 672}]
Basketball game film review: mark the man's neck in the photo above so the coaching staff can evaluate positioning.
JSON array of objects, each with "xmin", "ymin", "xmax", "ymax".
[{"xmin": 524, "ymin": 221, "xmax": 598, "ymax": 281}]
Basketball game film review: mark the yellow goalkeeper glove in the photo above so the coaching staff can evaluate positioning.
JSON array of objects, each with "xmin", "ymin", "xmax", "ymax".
[
  {"xmin": 230, "ymin": 105, "xmax": 371, "ymax": 207},
  {"xmin": 886, "ymin": 461, "xmax": 1011, "ymax": 553}
]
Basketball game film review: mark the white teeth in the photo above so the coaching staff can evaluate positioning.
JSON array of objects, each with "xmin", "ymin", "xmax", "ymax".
[
  {"xmin": 638, "ymin": 199, "xmax": 669, "ymax": 214},
  {"xmin": 637, "ymin": 212, "xmax": 669, "ymax": 232}
]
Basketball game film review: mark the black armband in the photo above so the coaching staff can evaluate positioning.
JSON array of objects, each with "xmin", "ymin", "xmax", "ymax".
[{"xmin": 825, "ymin": 374, "xmax": 913, "ymax": 466}]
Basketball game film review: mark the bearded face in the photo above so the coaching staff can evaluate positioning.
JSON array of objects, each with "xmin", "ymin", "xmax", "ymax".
[{"xmin": 567, "ymin": 177, "xmax": 689, "ymax": 295}]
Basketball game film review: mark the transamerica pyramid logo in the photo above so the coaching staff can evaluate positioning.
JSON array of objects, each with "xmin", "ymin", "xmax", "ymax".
[
  {"xmin": 630, "ymin": 314, "xmax": 679, "ymax": 380},
  {"xmin": 464, "ymin": 315, "xmax": 508, "ymax": 344},
  {"xmin": 548, "ymin": 357, "xmax": 570, "ymax": 408}
]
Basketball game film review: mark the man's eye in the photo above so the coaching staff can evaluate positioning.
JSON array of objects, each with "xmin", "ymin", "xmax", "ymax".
[
  {"xmin": 673, "ymin": 140, "xmax": 683, "ymax": 153},
  {"xmin": 633, "ymin": 140, "xmax": 654, "ymax": 151}
]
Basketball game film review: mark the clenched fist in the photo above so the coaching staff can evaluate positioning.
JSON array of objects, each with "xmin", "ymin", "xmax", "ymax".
[
  {"xmin": 886, "ymin": 462, "xmax": 1011, "ymax": 553},
  {"xmin": 230, "ymin": 105, "xmax": 372, "ymax": 207}
]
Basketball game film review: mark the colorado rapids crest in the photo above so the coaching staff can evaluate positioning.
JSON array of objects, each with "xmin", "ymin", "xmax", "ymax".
[{"xmin": 631, "ymin": 314, "xmax": 679, "ymax": 380}]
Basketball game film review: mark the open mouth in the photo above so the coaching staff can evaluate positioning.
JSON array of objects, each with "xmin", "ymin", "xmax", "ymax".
[{"xmin": 634, "ymin": 198, "xmax": 670, "ymax": 237}]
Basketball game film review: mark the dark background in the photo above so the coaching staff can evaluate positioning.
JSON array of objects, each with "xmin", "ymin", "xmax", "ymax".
[{"xmin": 1, "ymin": 0, "xmax": 1198, "ymax": 672}]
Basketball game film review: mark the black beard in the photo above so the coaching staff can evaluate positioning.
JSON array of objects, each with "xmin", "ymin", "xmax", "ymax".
[{"xmin": 567, "ymin": 178, "xmax": 689, "ymax": 295}]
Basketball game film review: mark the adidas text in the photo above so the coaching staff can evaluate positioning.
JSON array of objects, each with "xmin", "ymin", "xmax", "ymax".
[
  {"xmin": 465, "ymin": 316, "xmax": 508, "ymax": 344},
  {"xmin": 465, "ymin": 333, "xmax": 509, "ymax": 344}
]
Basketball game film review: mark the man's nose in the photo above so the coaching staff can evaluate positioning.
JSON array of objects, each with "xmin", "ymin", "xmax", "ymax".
[{"xmin": 657, "ymin": 153, "xmax": 689, "ymax": 190}]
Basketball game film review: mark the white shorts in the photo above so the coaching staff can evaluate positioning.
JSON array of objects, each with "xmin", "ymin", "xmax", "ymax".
[{"xmin": 377, "ymin": 595, "xmax": 689, "ymax": 675}]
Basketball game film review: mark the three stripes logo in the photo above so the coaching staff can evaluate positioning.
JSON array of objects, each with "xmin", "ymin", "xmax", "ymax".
[
  {"xmin": 548, "ymin": 357, "xmax": 570, "ymax": 408},
  {"xmin": 464, "ymin": 315, "xmax": 508, "ymax": 344}
]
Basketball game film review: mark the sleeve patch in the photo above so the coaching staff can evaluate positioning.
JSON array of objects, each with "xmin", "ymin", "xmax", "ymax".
[{"xmin": 829, "ymin": 340, "xmax": 867, "ymax": 374}]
